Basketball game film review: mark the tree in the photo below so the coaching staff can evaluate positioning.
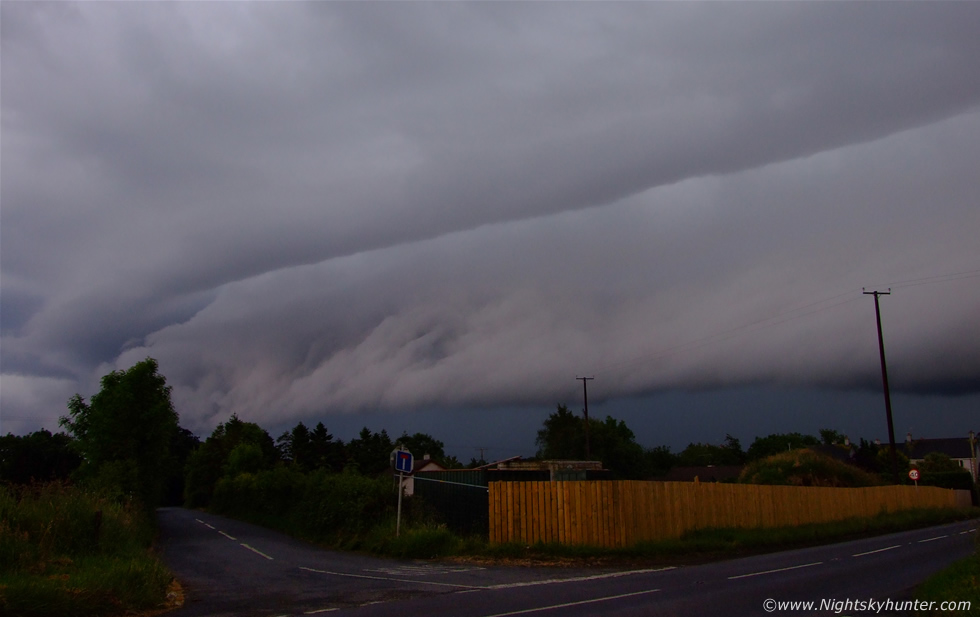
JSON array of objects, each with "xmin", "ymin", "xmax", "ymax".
[
  {"xmin": 819, "ymin": 429, "xmax": 847, "ymax": 446},
  {"xmin": 344, "ymin": 428, "xmax": 393, "ymax": 475},
  {"xmin": 162, "ymin": 427, "xmax": 201, "ymax": 506},
  {"xmin": 535, "ymin": 404, "xmax": 585, "ymax": 460},
  {"xmin": 395, "ymin": 432, "xmax": 446, "ymax": 462},
  {"xmin": 677, "ymin": 434, "xmax": 746, "ymax": 466},
  {"xmin": 919, "ymin": 452, "xmax": 961, "ymax": 474},
  {"xmin": 746, "ymin": 432, "xmax": 819, "ymax": 462},
  {"xmin": 59, "ymin": 358, "xmax": 179, "ymax": 508},
  {"xmin": 309, "ymin": 422, "xmax": 345, "ymax": 472},
  {"xmin": 644, "ymin": 445, "xmax": 676, "ymax": 475},
  {"xmin": 0, "ymin": 429, "xmax": 82, "ymax": 484},
  {"xmin": 183, "ymin": 414, "xmax": 277, "ymax": 507},
  {"xmin": 535, "ymin": 404, "xmax": 652, "ymax": 479}
]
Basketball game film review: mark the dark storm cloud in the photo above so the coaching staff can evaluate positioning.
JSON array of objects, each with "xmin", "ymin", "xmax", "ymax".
[{"xmin": 2, "ymin": 2, "xmax": 979, "ymax": 435}]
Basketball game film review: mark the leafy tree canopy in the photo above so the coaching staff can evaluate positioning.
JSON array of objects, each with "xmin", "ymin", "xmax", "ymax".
[
  {"xmin": 345, "ymin": 428, "xmax": 394, "ymax": 475},
  {"xmin": 59, "ymin": 358, "xmax": 179, "ymax": 508},
  {"xmin": 0, "ymin": 429, "xmax": 82, "ymax": 484},
  {"xmin": 535, "ymin": 404, "xmax": 656, "ymax": 479},
  {"xmin": 819, "ymin": 428, "xmax": 848, "ymax": 445},
  {"xmin": 746, "ymin": 432, "xmax": 819, "ymax": 461},
  {"xmin": 277, "ymin": 421, "xmax": 345, "ymax": 472},
  {"xmin": 677, "ymin": 434, "xmax": 746, "ymax": 466},
  {"xmin": 183, "ymin": 413, "xmax": 277, "ymax": 507},
  {"xmin": 919, "ymin": 452, "xmax": 962, "ymax": 474},
  {"xmin": 395, "ymin": 432, "xmax": 446, "ymax": 462}
]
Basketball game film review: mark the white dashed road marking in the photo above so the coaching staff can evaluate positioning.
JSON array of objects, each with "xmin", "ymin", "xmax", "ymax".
[
  {"xmin": 219, "ymin": 530, "xmax": 237, "ymax": 541},
  {"xmin": 241, "ymin": 543, "xmax": 274, "ymax": 560},
  {"xmin": 485, "ymin": 567, "xmax": 674, "ymax": 590},
  {"xmin": 298, "ymin": 566, "xmax": 483, "ymax": 589},
  {"xmin": 918, "ymin": 535, "xmax": 948, "ymax": 543},
  {"xmin": 481, "ymin": 588, "xmax": 661, "ymax": 617},
  {"xmin": 852, "ymin": 545, "xmax": 901, "ymax": 557},
  {"xmin": 728, "ymin": 562, "xmax": 822, "ymax": 580}
]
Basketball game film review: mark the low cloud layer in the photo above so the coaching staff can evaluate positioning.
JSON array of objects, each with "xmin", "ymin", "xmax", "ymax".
[{"xmin": 3, "ymin": 3, "xmax": 978, "ymax": 436}]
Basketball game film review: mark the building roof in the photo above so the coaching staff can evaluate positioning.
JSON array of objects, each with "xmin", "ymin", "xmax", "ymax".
[
  {"xmin": 413, "ymin": 457, "xmax": 446, "ymax": 473},
  {"xmin": 906, "ymin": 437, "xmax": 975, "ymax": 460},
  {"xmin": 658, "ymin": 465, "xmax": 744, "ymax": 483}
]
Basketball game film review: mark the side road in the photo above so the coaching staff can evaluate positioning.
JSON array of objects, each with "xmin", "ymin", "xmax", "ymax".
[
  {"xmin": 157, "ymin": 508, "xmax": 978, "ymax": 617},
  {"xmin": 156, "ymin": 507, "xmax": 642, "ymax": 617}
]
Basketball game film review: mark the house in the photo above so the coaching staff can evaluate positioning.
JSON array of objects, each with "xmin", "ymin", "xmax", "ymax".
[
  {"xmin": 904, "ymin": 432, "xmax": 978, "ymax": 482},
  {"xmin": 402, "ymin": 454, "xmax": 446, "ymax": 496}
]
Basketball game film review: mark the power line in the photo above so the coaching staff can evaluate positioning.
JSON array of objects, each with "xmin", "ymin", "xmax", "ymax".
[
  {"xmin": 591, "ymin": 265, "xmax": 979, "ymax": 379},
  {"xmin": 881, "ymin": 268, "xmax": 980, "ymax": 290}
]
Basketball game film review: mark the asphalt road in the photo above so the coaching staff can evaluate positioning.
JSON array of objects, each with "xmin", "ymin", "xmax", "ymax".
[{"xmin": 157, "ymin": 508, "xmax": 978, "ymax": 617}]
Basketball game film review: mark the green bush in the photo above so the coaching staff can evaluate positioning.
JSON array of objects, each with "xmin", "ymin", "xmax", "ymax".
[
  {"xmin": 209, "ymin": 466, "xmax": 395, "ymax": 545},
  {"xmin": 919, "ymin": 470, "xmax": 975, "ymax": 491},
  {"xmin": 739, "ymin": 449, "xmax": 883, "ymax": 487},
  {"xmin": 362, "ymin": 521, "xmax": 462, "ymax": 559}
]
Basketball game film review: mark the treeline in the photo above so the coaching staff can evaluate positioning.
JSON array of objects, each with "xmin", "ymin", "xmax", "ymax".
[
  {"xmin": 182, "ymin": 414, "xmax": 464, "ymax": 508},
  {"xmin": 2, "ymin": 359, "xmax": 975, "ymax": 505}
]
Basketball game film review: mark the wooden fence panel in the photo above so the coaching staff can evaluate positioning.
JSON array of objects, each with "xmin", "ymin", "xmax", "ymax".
[{"xmin": 487, "ymin": 481, "xmax": 960, "ymax": 547}]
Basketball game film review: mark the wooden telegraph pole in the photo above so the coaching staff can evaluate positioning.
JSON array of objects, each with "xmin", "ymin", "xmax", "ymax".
[
  {"xmin": 576, "ymin": 377, "xmax": 594, "ymax": 460},
  {"xmin": 864, "ymin": 289, "xmax": 899, "ymax": 484}
]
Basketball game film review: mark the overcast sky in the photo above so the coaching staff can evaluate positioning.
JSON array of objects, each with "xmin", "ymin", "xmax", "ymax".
[{"xmin": 2, "ymin": 2, "xmax": 978, "ymax": 458}]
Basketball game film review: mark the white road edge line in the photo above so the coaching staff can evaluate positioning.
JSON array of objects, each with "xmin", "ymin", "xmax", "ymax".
[
  {"xmin": 852, "ymin": 545, "xmax": 901, "ymax": 557},
  {"xmin": 296, "ymin": 565, "xmax": 671, "ymax": 591},
  {"xmin": 241, "ymin": 543, "xmax": 274, "ymax": 560},
  {"xmin": 481, "ymin": 588, "xmax": 661, "ymax": 617},
  {"xmin": 728, "ymin": 562, "xmax": 822, "ymax": 580},
  {"xmin": 304, "ymin": 609, "xmax": 339, "ymax": 614},
  {"xmin": 918, "ymin": 535, "xmax": 948, "ymax": 543},
  {"xmin": 298, "ymin": 566, "xmax": 483, "ymax": 589},
  {"xmin": 485, "ymin": 567, "xmax": 674, "ymax": 590},
  {"xmin": 218, "ymin": 531, "xmax": 237, "ymax": 541}
]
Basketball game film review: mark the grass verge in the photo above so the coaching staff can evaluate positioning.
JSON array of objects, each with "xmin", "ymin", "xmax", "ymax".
[
  {"xmin": 915, "ymin": 532, "xmax": 980, "ymax": 616},
  {"xmin": 443, "ymin": 507, "xmax": 980, "ymax": 565},
  {"xmin": 0, "ymin": 483, "xmax": 174, "ymax": 617}
]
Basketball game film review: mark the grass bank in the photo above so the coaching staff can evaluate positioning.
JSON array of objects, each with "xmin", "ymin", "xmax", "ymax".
[
  {"xmin": 0, "ymin": 483, "xmax": 174, "ymax": 617},
  {"xmin": 915, "ymin": 532, "xmax": 980, "ymax": 616},
  {"xmin": 442, "ymin": 507, "xmax": 980, "ymax": 565}
]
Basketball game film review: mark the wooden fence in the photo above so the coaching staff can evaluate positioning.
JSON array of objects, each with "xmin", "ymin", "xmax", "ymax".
[{"xmin": 488, "ymin": 480, "xmax": 960, "ymax": 547}]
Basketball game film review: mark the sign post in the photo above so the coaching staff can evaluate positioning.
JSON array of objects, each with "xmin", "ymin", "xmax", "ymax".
[
  {"xmin": 908, "ymin": 468, "xmax": 919, "ymax": 487},
  {"xmin": 391, "ymin": 448, "xmax": 413, "ymax": 537}
]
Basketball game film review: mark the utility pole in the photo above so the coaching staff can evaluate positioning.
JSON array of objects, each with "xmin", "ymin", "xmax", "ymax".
[
  {"xmin": 576, "ymin": 377, "xmax": 594, "ymax": 460},
  {"xmin": 864, "ymin": 289, "xmax": 899, "ymax": 484}
]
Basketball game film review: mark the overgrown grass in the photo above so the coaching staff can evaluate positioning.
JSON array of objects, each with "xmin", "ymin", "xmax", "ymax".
[
  {"xmin": 0, "ymin": 483, "xmax": 173, "ymax": 617},
  {"xmin": 915, "ymin": 533, "xmax": 980, "ymax": 616},
  {"xmin": 443, "ymin": 507, "xmax": 980, "ymax": 564}
]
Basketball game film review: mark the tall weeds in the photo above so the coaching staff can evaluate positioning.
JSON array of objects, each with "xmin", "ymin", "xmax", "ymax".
[{"xmin": 0, "ymin": 483, "xmax": 171, "ymax": 617}]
